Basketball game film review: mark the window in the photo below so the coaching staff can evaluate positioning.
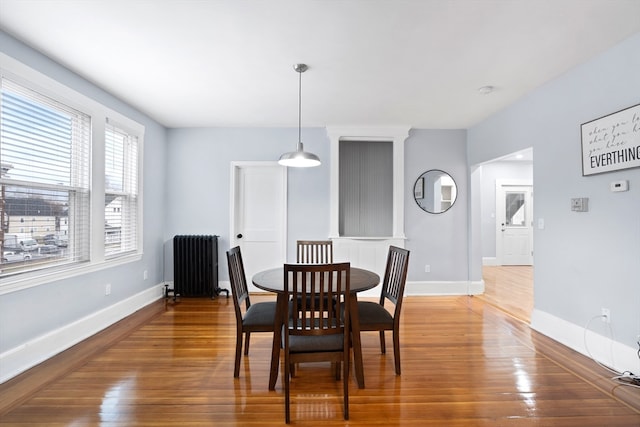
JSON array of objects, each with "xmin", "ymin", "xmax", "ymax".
[
  {"xmin": 1, "ymin": 76, "xmax": 91, "ymax": 276},
  {"xmin": 339, "ymin": 140, "xmax": 393, "ymax": 236},
  {"xmin": 325, "ymin": 127, "xmax": 408, "ymax": 276},
  {"xmin": 1, "ymin": 56, "xmax": 144, "ymax": 289},
  {"xmin": 505, "ymin": 192, "xmax": 526, "ymax": 226},
  {"xmin": 327, "ymin": 126, "xmax": 409, "ymax": 239},
  {"xmin": 104, "ymin": 121, "xmax": 139, "ymax": 257}
]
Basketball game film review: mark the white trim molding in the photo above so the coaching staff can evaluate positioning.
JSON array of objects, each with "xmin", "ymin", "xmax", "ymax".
[
  {"xmin": 482, "ymin": 257, "xmax": 498, "ymax": 266},
  {"xmin": 326, "ymin": 126, "xmax": 410, "ymax": 240},
  {"xmin": 531, "ymin": 309, "xmax": 640, "ymax": 376}
]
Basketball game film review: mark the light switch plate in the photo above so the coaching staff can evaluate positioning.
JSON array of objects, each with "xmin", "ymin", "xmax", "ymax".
[{"xmin": 571, "ymin": 198, "xmax": 589, "ymax": 212}]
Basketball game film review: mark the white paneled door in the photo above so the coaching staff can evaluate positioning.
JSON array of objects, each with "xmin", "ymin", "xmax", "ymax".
[
  {"xmin": 230, "ymin": 162, "xmax": 287, "ymax": 292},
  {"xmin": 496, "ymin": 183, "xmax": 533, "ymax": 266}
]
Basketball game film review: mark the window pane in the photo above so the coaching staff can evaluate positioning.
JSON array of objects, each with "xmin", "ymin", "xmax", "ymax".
[
  {"xmin": 339, "ymin": 140, "xmax": 392, "ymax": 236},
  {"xmin": 505, "ymin": 192, "xmax": 526, "ymax": 226},
  {"xmin": 1, "ymin": 77, "xmax": 90, "ymax": 278},
  {"xmin": 104, "ymin": 122, "xmax": 139, "ymax": 257}
]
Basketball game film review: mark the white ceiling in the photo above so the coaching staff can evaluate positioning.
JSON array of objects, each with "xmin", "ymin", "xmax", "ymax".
[{"xmin": 1, "ymin": 0, "xmax": 639, "ymax": 129}]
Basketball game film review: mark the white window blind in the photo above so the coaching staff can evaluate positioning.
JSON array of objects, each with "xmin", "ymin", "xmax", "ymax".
[
  {"xmin": 339, "ymin": 140, "xmax": 393, "ymax": 237},
  {"xmin": 104, "ymin": 120, "xmax": 139, "ymax": 257},
  {"xmin": 0, "ymin": 76, "xmax": 91, "ymax": 277}
]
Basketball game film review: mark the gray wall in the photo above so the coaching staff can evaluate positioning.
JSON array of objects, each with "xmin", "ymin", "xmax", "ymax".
[
  {"xmin": 0, "ymin": 32, "xmax": 168, "ymax": 354},
  {"xmin": 164, "ymin": 127, "xmax": 469, "ymax": 283},
  {"xmin": 404, "ymin": 129, "xmax": 468, "ymax": 281},
  {"xmin": 468, "ymin": 32, "xmax": 640, "ymax": 349},
  {"xmin": 164, "ymin": 126, "xmax": 331, "ymax": 273}
]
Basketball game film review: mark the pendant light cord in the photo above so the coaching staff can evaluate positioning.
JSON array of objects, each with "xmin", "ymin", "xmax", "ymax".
[
  {"xmin": 298, "ymin": 68, "xmax": 302, "ymax": 144},
  {"xmin": 278, "ymin": 63, "xmax": 319, "ymax": 167}
]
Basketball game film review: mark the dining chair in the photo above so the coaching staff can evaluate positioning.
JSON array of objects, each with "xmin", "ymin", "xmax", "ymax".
[
  {"xmin": 283, "ymin": 262, "xmax": 351, "ymax": 423},
  {"xmin": 357, "ymin": 245, "xmax": 410, "ymax": 375},
  {"xmin": 296, "ymin": 240, "xmax": 333, "ymax": 263},
  {"xmin": 226, "ymin": 246, "xmax": 278, "ymax": 378},
  {"xmin": 294, "ymin": 240, "xmax": 335, "ymax": 309}
]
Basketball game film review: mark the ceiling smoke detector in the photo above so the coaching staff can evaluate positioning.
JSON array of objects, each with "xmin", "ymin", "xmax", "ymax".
[{"xmin": 477, "ymin": 85, "xmax": 495, "ymax": 95}]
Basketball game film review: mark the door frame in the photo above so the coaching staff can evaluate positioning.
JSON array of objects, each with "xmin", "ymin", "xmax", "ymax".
[
  {"xmin": 495, "ymin": 179, "xmax": 533, "ymax": 266},
  {"xmin": 229, "ymin": 161, "xmax": 288, "ymax": 287}
]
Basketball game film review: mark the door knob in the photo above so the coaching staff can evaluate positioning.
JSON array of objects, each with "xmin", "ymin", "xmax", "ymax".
[{"xmin": 236, "ymin": 234, "xmax": 243, "ymax": 239}]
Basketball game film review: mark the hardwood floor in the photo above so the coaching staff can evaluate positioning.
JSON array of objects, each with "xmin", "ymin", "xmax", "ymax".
[
  {"xmin": 1, "ymin": 294, "xmax": 639, "ymax": 426},
  {"xmin": 480, "ymin": 265, "xmax": 534, "ymax": 323}
]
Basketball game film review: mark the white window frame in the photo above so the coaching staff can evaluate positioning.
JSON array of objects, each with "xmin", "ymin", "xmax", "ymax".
[
  {"xmin": 326, "ymin": 126, "xmax": 409, "ymax": 239},
  {"xmin": 104, "ymin": 119, "xmax": 142, "ymax": 258},
  {"xmin": 0, "ymin": 53, "xmax": 144, "ymax": 295}
]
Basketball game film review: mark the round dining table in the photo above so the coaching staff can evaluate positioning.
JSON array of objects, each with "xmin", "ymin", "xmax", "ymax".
[{"xmin": 253, "ymin": 266, "xmax": 380, "ymax": 390}]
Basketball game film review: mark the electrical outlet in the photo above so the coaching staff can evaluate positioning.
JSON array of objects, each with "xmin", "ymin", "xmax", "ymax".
[
  {"xmin": 143, "ymin": 270, "xmax": 148, "ymax": 280},
  {"xmin": 424, "ymin": 264, "xmax": 430, "ymax": 273},
  {"xmin": 105, "ymin": 283, "xmax": 111, "ymax": 296},
  {"xmin": 601, "ymin": 308, "xmax": 610, "ymax": 323}
]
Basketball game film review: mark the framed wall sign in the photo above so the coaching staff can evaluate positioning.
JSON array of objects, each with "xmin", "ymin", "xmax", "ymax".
[{"xmin": 581, "ymin": 103, "xmax": 640, "ymax": 176}]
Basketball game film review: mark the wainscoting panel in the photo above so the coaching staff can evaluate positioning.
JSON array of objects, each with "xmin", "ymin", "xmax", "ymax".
[{"xmin": 332, "ymin": 237, "xmax": 405, "ymax": 279}]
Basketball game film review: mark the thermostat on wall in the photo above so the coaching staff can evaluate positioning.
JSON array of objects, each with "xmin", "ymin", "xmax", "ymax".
[{"xmin": 610, "ymin": 180, "xmax": 629, "ymax": 192}]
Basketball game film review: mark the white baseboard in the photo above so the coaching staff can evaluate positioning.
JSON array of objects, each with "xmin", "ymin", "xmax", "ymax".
[
  {"xmin": 531, "ymin": 308, "xmax": 640, "ymax": 376},
  {"xmin": 483, "ymin": 257, "xmax": 498, "ymax": 266},
  {"xmin": 406, "ymin": 280, "xmax": 484, "ymax": 296},
  {"xmin": 0, "ymin": 283, "xmax": 165, "ymax": 384}
]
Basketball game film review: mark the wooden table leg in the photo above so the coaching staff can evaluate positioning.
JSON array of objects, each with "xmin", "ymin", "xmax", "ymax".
[
  {"xmin": 268, "ymin": 293, "xmax": 287, "ymax": 390},
  {"xmin": 350, "ymin": 293, "xmax": 365, "ymax": 389}
]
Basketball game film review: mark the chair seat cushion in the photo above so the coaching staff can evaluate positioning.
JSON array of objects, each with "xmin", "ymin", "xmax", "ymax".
[
  {"xmin": 289, "ymin": 333, "xmax": 344, "ymax": 353},
  {"xmin": 243, "ymin": 301, "xmax": 277, "ymax": 327},
  {"xmin": 357, "ymin": 301, "xmax": 394, "ymax": 326}
]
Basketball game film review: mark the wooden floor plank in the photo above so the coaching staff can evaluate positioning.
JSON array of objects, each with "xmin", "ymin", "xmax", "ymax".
[{"xmin": 1, "ymin": 295, "xmax": 638, "ymax": 426}]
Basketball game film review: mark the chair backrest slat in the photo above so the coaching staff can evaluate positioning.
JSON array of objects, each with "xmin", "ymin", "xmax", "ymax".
[{"xmin": 296, "ymin": 240, "xmax": 333, "ymax": 264}]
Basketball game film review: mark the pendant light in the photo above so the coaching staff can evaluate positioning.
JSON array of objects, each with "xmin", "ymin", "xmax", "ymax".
[{"xmin": 278, "ymin": 64, "xmax": 321, "ymax": 167}]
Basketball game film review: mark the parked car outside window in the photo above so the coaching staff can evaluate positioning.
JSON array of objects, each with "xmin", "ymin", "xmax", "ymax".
[
  {"xmin": 2, "ymin": 251, "xmax": 32, "ymax": 262},
  {"xmin": 20, "ymin": 239, "xmax": 39, "ymax": 252}
]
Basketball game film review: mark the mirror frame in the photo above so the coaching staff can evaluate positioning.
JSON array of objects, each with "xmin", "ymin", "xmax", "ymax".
[{"xmin": 413, "ymin": 169, "xmax": 457, "ymax": 214}]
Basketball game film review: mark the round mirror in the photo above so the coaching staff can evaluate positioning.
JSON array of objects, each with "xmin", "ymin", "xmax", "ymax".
[{"xmin": 413, "ymin": 169, "xmax": 457, "ymax": 214}]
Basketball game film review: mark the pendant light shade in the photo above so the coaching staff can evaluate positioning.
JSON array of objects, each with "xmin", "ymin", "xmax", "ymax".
[
  {"xmin": 278, "ymin": 141, "xmax": 321, "ymax": 167},
  {"xmin": 278, "ymin": 64, "xmax": 321, "ymax": 167}
]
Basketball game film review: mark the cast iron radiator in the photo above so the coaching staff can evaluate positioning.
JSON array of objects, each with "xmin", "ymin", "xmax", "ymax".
[{"xmin": 171, "ymin": 235, "xmax": 228, "ymax": 299}]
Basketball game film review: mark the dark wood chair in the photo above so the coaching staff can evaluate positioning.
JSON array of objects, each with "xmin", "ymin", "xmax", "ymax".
[
  {"xmin": 226, "ymin": 246, "xmax": 277, "ymax": 378},
  {"xmin": 357, "ymin": 245, "xmax": 410, "ymax": 375},
  {"xmin": 296, "ymin": 240, "xmax": 333, "ymax": 263},
  {"xmin": 283, "ymin": 262, "xmax": 351, "ymax": 423},
  {"xmin": 295, "ymin": 240, "xmax": 335, "ymax": 309}
]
